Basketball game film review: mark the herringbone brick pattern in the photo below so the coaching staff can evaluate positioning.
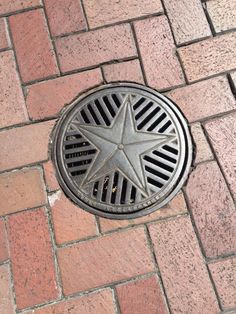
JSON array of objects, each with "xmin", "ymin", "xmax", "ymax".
[{"xmin": 0, "ymin": 1, "xmax": 236, "ymax": 313}]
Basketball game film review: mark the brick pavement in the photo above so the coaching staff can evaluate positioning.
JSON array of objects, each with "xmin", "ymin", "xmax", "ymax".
[{"xmin": 0, "ymin": 1, "xmax": 236, "ymax": 313}]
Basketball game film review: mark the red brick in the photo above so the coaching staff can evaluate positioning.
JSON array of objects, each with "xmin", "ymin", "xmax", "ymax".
[
  {"xmin": 0, "ymin": 51, "xmax": 28, "ymax": 129},
  {"xmin": 0, "ymin": 168, "xmax": 46, "ymax": 216},
  {"xmin": 57, "ymin": 227, "xmax": 154, "ymax": 295},
  {"xmin": 207, "ymin": 0, "xmax": 236, "ymax": 33},
  {"xmin": 116, "ymin": 275, "xmax": 168, "ymax": 314},
  {"xmin": 84, "ymin": 0, "xmax": 163, "ymax": 28},
  {"xmin": 186, "ymin": 161, "xmax": 236, "ymax": 258},
  {"xmin": 191, "ymin": 123, "xmax": 213, "ymax": 164},
  {"xmin": 44, "ymin": 0, "xmax": 86, "ymax": 37},
  {"xmin": 26, "ymin": 289, "xmax": 116, "ymax": 314},
  {"xmin": 209, "ymin": 257, "xmax": 236, "ymax": 309},
  {"xmin": 49, "ymin": 191, "xmax": 97, "ymax": 245},
  {"xmin": 0, "ymin": 265, "xmax": 14, "ymax": 314},
  {"xmin": 9, "ymin": 9, "xmax": 59, "ymax": 83},
  {"xmin": 103, "ymin": 59, "xmax": 144, "ymax": 84},
  {"xmin": 0, "ymin": 18, "xmax": 10, "ymax": 50},
  {"xmin": 179, "ymin": 33, "xmax": 236, "ymax": 82},
  {"xmin": 26, "ymin": 69, "xmax": 103, "ymax": 120},
  {"xmin": 0, "ymin": 219, "xmax": 9, "ymax": 262},
  {"xmin": 7, "ymin": 208, "xmax": 59, "ymax": 309},
  {"xmin": 0, "ymin": 120, "xmax": 55, "ymax": 171},
  {"xmin": 99, "ymin": 192, "xmax": 187, "ymax": 233},
  {"xmin": 163, "ymin": 0, "xmax": 211, "ymax": 45},
  {"xmin": 167, "ymin": 76, "xmax": 235, "ymax": 122},
  {"xmin": 205, "ymin": 113, "xmax": 236, "ymax": 200},
  {"xmin": 134, "ymin": 16, "xmax": 184, "ymax": 90},
  {"xmin": 43, "ymin": 160, "xmax": 59, "ymax": 192},
  {"xmin": 0, "ymin": 0, "xmax": 41, "ymax": 15},
  {"xmin": 56, "ymin": 24, "xmax": 137, "ymax": 73},
  {"xmin": 149, "ymin": 216, "xmax": 219, "ymax": 314}
]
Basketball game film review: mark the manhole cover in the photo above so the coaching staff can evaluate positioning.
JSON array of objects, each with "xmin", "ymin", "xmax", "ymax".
[{"xmin": 52, "ymin": 83, "xmax": 193, "ymax": 219}]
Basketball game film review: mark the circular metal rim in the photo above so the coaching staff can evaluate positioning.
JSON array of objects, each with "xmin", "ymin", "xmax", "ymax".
[{"xmin": 52, "ymin": 82, "xmax": 193, "ymax": 220}]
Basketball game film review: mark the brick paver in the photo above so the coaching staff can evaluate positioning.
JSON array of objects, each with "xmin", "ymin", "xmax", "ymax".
[
  {"xmin": 0, "ymin": 264, "xmax": 14, "ymax": 314},
  {"xmin": 103, "ymin": 59, "xmax": 144, "ymax": 84},
  {"xmin": 0, "ymin": 120, "xmax": 55, "ymax": 171},
  {"xmin": 9, "ymin": 9, "xmax": 59, "ymax": 83},
  {"xmin": 205, "ymin": 113, "xmax": 236, "ymax": 200},
  {"xmin": 0, "ymin": 0, "xmax": 41, "ymax": 15},
  {"xmin": 116, "ymin": 275, "xmax": 168, "ymax": 314},
  {"xmin": 149, "ymin": 216, "xmax": 219, "ymax": 314},
  {"xmin": 44, "ymin": 0, "xmax": 86, "ymax": 37},
  {"xmin": 166, "ymin": 76, "xmax": 235, "ymax": 122},
  {"xmin": 83, "ymin": 0, "xmax": 163, "ymax": 28},
  {"xmin": 58, "ymin": 227, "xmax": 154, "ymax": 295},
  {"xmin": 207, "ymin": 0, "xmax": 236, "ymax": 33},
  {"xmin": 7, "ymin": 208, "xmax": 59, "ymax": 309},
  {"xmin": 50, "ymin": 191, "xmax": 97, "ymax": 245},
  {"xmin": 56, "ymin": 24, "xmax": 137, "ymax": 72},
  {"xmin": 134, "ymin": 16, "xmax": 184, "ymax": 90},
  {"xmin": 0, "ymin": 18, "xmax": 10, "ymax": 50},
  {"xmin": 26, "ymin": 68, "xmax": 102, "ymax": 120},
  {"xmin": 25, "ymin": 289, "xmax": 116, "ymax": 314},
  {"xmin": 0, "ymin": 219, "xmax": 9, "ymax": 262},
  {"xmin": 209, "ymin": 257, "xmax": 236, "ymax": 309},
  {"xmin": 0, "ymin": 51, "xmax": 28, "ymax": 128},
  {"xmin": 186, "ymin": 161, "xmax": 236, "ymax": 258},
  {"xmin": 43, "ymin": 160, "xmax": 59, "ymax": 192},
  {"xmin": 163, "ymin": 0, "xmax": 211, "ymax": 45},
  {"xmin": 179, "ymin": 32, "xmax": 236, "ymax": 82},
  {"xmin": 190, "ymin": 123, "xmax": 213, "ymax": 164},
  {"xmin": 1, "ymin": 1, "xmax": 236, "ymax": 313},
  {"xmin": 0, "ymin": 168, "xmax": 46, "ymax": 216}
]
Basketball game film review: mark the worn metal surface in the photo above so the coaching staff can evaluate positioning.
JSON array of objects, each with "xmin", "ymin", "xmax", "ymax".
[{"xmin": 52, "ymin": 83, "xmax": 193, "ymax": 219}]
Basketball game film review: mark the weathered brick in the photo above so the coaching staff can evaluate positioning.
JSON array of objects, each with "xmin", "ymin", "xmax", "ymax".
[
  {"xmin": 9, "ymin": 9, "xmax": 59, "ymax": 83},
  {"xmin": 0, "ymin": 18, "xmax": 10, "ymax": 50},
  {"xmin": 0, "ymin": 265, "xmax": 14, "ymax": 314},
  {"xmin": 56, "ymin": 24, "xmax": 137, "ymax": 73},
  {"xmin": 99, "ymin": 192, "xmax": 187, "ymax": 233},
  {"xmin": 0, "ymin": 0, "xmax": 41, "ymax": 15},
  {"xmin": 163, "ymin": 0, "xmax": 211, "ymax": 45},
  {"xmin": 205, "ymin": 113, "xmax": 236, "ymax": 200},
  {"xmin": 167, "ymin": 76, "xmax": 235, "ymax": 122},
  {"xmin": 134, "ymin": 16, "xmax": 184, "ymax": 90},
  {"xmin": 103, "ymin": 59, "xmax": 144, "ymax": 84},
  {"xmin": 0, "ymin": 51, "xmax": 28, "ymax": 129},
  {"xmin": 191, "ymin": 123, "xmax": 213, "ymax": 164},
  {"xmin": 44, "ymin": 0, "xmax": 86, "ymax": 37},
  {"xmin": 25, "ymin": 289, "xmax": 116, "ymax": 314},
  {"xmin": 209, "ymin": 257, "xmax": 236, "ymax": 309},
  {"xmin": 116, "ymin": 275, "xmax": 168, "ymax": 314},
  {"xmin": 0, "ymin": 219, "xmax": 9, "ymax": 262},
  {"xmin": 84, "ymin": 0, "xmax": 163, "ymax": 28},
  {"xmin": 207, "ymin": 0, "xmax": 236, "ymax": 33},
  {"xmin": 7, "ymin": 208, "xmax": 59, "ymax": 309},
  {"xmin": 179, "ymin": 33, "xmax": 236, "ymax": 82},
  {"xmin": 43, "ymin": 160, "xmax": 59, "ymax": 192},
  {"xmin": 0, "ymin": 168, "xmax": 46, "ymax": 216},
  {"xmin": 49, "ymin": 191, "xmax": 97, "ymax": 245},
  {"xmin": 149, "ymin": 216, "xmax": 219, "ymax": 314},
  {"xmin": 26, "ymin": 68, "xmax": 103, "ymax": 120},
  {"xmin": 0, "ymin": 120, "xmax": 55, "ymax": 171},
  {"xmin": 57, "ymin": 227, "xmax": 154, "ymax": 295},
  {"xmin": 186, "ymin": 161, "xmax": 236, "ymax": 258}
]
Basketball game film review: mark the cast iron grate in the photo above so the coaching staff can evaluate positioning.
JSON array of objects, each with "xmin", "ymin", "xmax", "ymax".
[{"xmin": 52, "ymin": 83, "xmax": 193, "ymax": 219}]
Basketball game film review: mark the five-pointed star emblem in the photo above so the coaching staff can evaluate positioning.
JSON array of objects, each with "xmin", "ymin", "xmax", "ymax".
[{"xmin": 71, "ymin": 95, "xmax": 175, "ymax": 196}]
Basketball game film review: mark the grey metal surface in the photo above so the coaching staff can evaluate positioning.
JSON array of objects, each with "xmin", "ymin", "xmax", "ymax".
[{"xmin": 52, "ymin": 83, "xmax": 193, "ymax": 219}]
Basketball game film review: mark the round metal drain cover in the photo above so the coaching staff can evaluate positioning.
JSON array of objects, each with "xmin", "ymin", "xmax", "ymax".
[{"xmin": 52, "ymin": 83, "xmax": 192, "ymax": 219}]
